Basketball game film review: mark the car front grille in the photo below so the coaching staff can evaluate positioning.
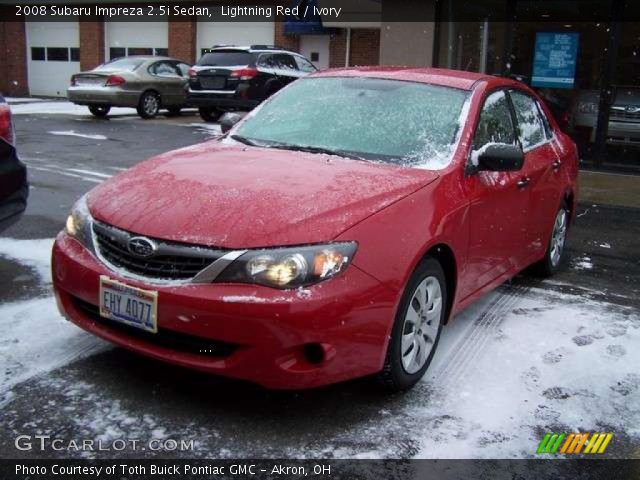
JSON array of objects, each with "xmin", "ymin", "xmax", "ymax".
[
  {"xmin": 71, "ymin": 296, "xmax": 238, "ymax": 358},
  {"xmin": 93, "ymin": 221, "xmax": 227, "ymax": 281},
  {"xmin": 609, "ymin": 108, "xmax": 640, "ymax": 122}
]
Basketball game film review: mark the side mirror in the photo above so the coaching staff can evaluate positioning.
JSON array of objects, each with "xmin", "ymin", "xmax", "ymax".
[
  {"xmin": 472, "ymin": 143, "xmax": 524, "ymax": 172},
  {"xmin": 220, "ymin": 112, "xmax": 246, "ymax": 134}
]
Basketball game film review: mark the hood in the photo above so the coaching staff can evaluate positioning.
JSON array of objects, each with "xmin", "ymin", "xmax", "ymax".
[{"xmin": 88, "ymin": 142, "xmax": 439, "ymax": 248}]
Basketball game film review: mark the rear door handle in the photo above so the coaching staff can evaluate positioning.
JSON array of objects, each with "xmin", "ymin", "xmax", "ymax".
[
  {"xmin": 552, "ymin": 160, "xmax": 562, "ymax": 171},
  {"xmin": 517, "ymin": 177, "xmax": 530, "ymax": 189}
]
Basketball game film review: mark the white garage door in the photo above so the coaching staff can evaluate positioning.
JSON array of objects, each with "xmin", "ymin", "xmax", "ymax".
[
  {"xmin": 27, "ymin": 21, "xmax": 79, "ymax": 97},
  {"xmin": 105, "ymin": 19, "xmax": 168, "ymax": 61},
  {"xmin": 196, "ymin": 20, "xmax": 274, "ymax": 62}
]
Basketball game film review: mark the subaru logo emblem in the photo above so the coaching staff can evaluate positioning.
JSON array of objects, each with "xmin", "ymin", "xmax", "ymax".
[{"xmin": 128, "ymin": 237, "xmax": 157, "ymax": 257}]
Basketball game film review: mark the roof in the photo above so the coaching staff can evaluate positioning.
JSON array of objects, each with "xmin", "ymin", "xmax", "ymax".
[{"xmin": 311, "ymin": 67, "xmax": 507, "ymax": 90}]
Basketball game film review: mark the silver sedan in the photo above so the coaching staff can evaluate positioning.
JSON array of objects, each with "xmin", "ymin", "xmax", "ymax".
[{"xmin": 68, "ymin": 56, "xmax": 191, "ymax": 119}]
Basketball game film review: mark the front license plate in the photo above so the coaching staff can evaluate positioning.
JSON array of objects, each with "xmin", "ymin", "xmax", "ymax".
[{"xmin": 99, "ymin": 276, "xmax": 158, "ymax": 333}]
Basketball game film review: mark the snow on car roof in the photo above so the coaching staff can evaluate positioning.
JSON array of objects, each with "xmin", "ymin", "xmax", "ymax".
[{"xmin": 312, "ymin": 67, "xmax": 499, "ymax": 90}]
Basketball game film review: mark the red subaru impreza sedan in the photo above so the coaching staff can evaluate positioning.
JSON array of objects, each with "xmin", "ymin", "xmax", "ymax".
[{"xmin": 52, "ymin": 68, "xmax": 578, "ymax": 391}]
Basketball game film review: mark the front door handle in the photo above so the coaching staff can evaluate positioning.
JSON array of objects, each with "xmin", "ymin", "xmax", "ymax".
[
  {"xmin": 517, "ymin": 177, "xmax": 530, "ymax": 189},
  {"xmin": 552, "ymin": 160, "xmax": 562, "ymax": 171}
]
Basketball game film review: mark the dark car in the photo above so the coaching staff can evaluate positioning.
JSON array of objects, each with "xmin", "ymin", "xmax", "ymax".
[
  {"xmin": 0, "ymin": 96, "xmax": 28, "ymax": 232},
  {"xmin": 187, "ymin": 45, "xmax": 317, "ymax": 122}
]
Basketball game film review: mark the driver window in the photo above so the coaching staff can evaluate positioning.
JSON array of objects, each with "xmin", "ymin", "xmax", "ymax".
[{"xmin": 472, "ymin": 90, "xmax": 516, "ymax": 151}]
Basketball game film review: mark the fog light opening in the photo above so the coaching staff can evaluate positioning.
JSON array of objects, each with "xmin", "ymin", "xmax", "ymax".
[{"xmin": 303, "ymin": 343, "xmax": 325, "ymax": 365}]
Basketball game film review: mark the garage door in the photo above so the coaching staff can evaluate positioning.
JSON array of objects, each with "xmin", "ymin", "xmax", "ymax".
[
  {"xmin": 196, "ymin": 19, "xmax": 274, "ymax": 61},
  {"xmin": 105, "ymin": 19, "xmax": 168, "ymax": 61},
  {"xmin": 27, "ymin": 21, "xmax": 79, "ymax": 97}
]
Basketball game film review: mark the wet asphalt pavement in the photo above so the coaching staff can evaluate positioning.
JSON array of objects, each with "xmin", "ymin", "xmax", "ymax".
[{"xmin": 0, "ymin": 110, "xmax": 638, "ymax": 460}]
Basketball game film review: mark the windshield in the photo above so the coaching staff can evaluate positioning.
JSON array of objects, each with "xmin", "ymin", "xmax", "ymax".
[
  {"xmin": 198, "ymin": 51, "xmax": 253, "ymax": 67},
  {"xmin": 233, "ymin": 77, "xmax": 469, "ymax": 169},
  {"xmin": 95, "ymin": 58, "xmax": 144, "ymax": 71}
]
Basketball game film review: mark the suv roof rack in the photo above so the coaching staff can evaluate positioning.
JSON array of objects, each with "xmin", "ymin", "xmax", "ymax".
[{"xmin": 250, "ymin": 45, "xmax": 289, "ymax": 51}]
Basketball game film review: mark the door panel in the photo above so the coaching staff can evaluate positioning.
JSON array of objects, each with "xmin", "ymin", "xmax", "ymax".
[
  {"xmin": 461, "ymin": 90, "xmax": 529, "ymax": 299},
  {"xmin": 509, "ymin": 91, "xmax": 563, "ymax": 261}
]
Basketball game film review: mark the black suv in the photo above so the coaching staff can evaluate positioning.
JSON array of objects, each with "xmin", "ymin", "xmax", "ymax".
[
  {"xmin": 0, "ymin": 95, "xmax": 28, "ymax": 232},
  {"xmin": 187, "ymin": 45, "xmax": 317, "ymax": 122}
]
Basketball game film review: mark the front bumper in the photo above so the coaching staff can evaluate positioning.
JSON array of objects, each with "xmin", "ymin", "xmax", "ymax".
[
  {"xmin": 52, "ymin": 232, "xmax": 396, "ymax": 389},
  {"xmin": 187, "ymin": 91, "xmax": 259, "ymax": 110},
  {"xmin": 67, "ymin": 86, "xmax": 139, "ymax": 107}
]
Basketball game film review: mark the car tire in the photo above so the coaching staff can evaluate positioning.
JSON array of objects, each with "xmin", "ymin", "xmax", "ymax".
[
  {"xmin": 532, "ymin": 202, "xmax": 570, "ymax": 277},
  {"xmin": 165, "ymin": 107, "xmax": 182, "ymax": 117},
  {"xmin": 88, "ymin": 106, "xmax": 110, "ymax": 117},
  {"xmin": 199, "ymin": 107, "xmax": 223, "ymax": 123},
  {"xmin": 378, "ymin": 257, "xmax": 447, "ymax": 392},
  {"xmin": 137, "ymin": 91, "xmax": 160, "ymax": 119}
]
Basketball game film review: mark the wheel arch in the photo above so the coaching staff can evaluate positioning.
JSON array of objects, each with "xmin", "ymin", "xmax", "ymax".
[
  {"xmin": 422, "ymin": 243, "xmax": 457, "ymax": 324},
  {"xmin": 139, "ymin": 88, "xmax": 161, "ymax": 105}
]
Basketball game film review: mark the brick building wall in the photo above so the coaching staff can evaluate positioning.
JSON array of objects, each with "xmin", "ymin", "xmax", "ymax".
[
  {"xmin": 349, "ymin": 29, "xmax": 380, "ymax": 66},
  {"xmin": 0, "ymin": 19, "xmax": 28, "ymax": 96},
  {"xmin": 168, "ymin": 19, "xmax": 196, "ymax": 63},
  {"xmin": 328, "ymin": 29, "xmax": 347, "ymax": 68},
  {"xmin": 274, "ymin": 20, "xmax": 299, "ymax": 52},
  {"xmin": 79, "ymin": 20, "xmax": 105, "ymax": 71}
]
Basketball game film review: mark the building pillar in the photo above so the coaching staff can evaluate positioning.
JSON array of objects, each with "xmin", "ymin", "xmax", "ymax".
[
  {"xmin": 169, "ymin": 19, "xmax": 196, "ymax": 63},
  {"xmin": 329, "ymin": 29, "xmax": 347, "ymax": 68},
  {"xmin": 79, "ymin": 20, "xmax": 105, "ymax": 71},
  {"xmin": 0, "ymin": 19, "xmax": 28, "ymax": 96}
]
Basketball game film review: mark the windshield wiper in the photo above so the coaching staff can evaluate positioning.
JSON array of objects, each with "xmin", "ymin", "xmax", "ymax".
[
  {"xmin": 268, "ymin": 143, "xmax": 364, "ymax": 161},
  {"xmin": 230, "ymin": 134, "xmax": 261, "ymax": 147}
]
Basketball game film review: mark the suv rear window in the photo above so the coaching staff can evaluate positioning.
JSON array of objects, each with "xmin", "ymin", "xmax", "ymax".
[
  {"xmin": 198, "ymin": 51, "xmax": 253, "ymax": 67},
  {"xmin": 96, "ymin": 58, "xmax": 144, "ymax": 71}
]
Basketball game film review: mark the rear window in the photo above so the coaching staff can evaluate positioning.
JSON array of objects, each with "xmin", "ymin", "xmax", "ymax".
[
  {"xmin": 197, "ymin": 51, "xmax": 253, "ymax": 67},
  {"xmin": 95, "ymin": 58, "xmax": 144, "ymax": 72}
]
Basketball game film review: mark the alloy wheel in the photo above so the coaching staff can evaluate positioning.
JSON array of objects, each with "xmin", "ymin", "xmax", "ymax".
[
  {"xmin": 550, "ymin": 209, "xmax": 568, "ymax": 267},
  {"xmin": 401, "ymin": 276, "xmax": 443, "ymax": 374}
]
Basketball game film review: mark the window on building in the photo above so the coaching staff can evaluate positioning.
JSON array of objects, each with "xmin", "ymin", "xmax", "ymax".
[
  {"xmin": 510, "ymin": 90, "xmax": 546, "ymax": 149},
  {"xmin": 472, "ymin": 90, "xmax": 516, "ymax": 151},
  {"xmin": 47, "ymin": 47, "xmax": 69, "ymax": 62},
  {"xmin": 155, "ymin": 48, "xmax": 169, "ymax": 57},
  {"xmin": 127, "ymin": 47, "xmax": 153, "ymax": 56},
  {"xmin": 31, "ymin": 47, "xmax": 45, "ymax": 61},
  {"xmin": 70, "ymin": 48, "xmax": 80, "ymax": 62},
  {"xmin": 109, "ymin": 47, "xmax": 126, "ymax": 60}
]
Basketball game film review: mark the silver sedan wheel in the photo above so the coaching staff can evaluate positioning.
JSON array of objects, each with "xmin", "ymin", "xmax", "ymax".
[
  {"xmin": 143, "ymin": 94, "xmax": 159, "ymax": 116},
  {"xmin": 550, "ymin": 208, "xmax": 568, "ymax": 267},
  {"xmin": 401, "ymin": 276, "xmax": 443, "ymax": 374}
]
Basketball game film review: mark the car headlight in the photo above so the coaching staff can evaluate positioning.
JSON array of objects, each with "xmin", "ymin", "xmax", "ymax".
[
  {"xmin": 577, "ymin": 101, "xmax": 598, "ymax": 114},
  {"xmin": 216, "ymin": 242, "xmax": 358, "ymax": 289},
  {"xmin": 65, "ymin": 194, "xmax": 94, "ymax": 248}
]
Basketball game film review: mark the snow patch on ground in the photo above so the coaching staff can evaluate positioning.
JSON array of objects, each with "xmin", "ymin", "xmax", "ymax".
[
  {"xmin": 10, "ymin": 101, "xmax": 136, "ymax": 116},
  {"xmin": 49, "ymin": 130, "xmax": 108, "ymax": 140},
  {"xmin": 6, "ymin": 97, "xmax": 46, "ymax": 104},
  {"xmin": 0, "ymin": 238, "xmax": 108, "ymax": 402},
  {"xmin": 573, "ymin": 256, "xmax": 594, "ymax": 270},
  {"xmin": 0, "ymin": 238, "xmax": 54, "ymax": 282}
]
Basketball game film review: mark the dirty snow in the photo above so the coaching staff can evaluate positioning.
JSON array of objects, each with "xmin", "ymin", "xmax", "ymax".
[
  {"xmin": 0, "ymin": 238, "xmax": 108, "ymax": 402},
  {"xmin": 10, "ymin": 101, "xmax": 136, "ymax": 116},
  {"xmin": 573, "ymin": 256, "xmax": 594, "ymax": 270},
  {"xmin": 6, "ymin": 97, "xmax": 46, "ymax": 104},
  {"xmin": 1, "ymin": 236, "xmax": 638, "ymax": 458},
  {"xmin": 49, "ymin": 130, "xmax": 108, "ymax": 141}
]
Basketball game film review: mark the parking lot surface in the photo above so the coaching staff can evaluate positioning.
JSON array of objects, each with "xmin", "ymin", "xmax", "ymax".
[{"xmin": 1, "ymin": 103, "xmax": 639, "ymax": 459}]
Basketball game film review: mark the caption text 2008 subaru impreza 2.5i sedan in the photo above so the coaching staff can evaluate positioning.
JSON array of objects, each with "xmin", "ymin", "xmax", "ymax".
[{"xmin": 52, "ymin": 67, "xmax": 578, "ymax": 391}]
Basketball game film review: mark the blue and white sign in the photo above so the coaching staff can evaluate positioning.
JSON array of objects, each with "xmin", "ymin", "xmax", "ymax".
[{"xmin": 531, "ymin": 32, "xmax": 580, "ymax": 89}]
